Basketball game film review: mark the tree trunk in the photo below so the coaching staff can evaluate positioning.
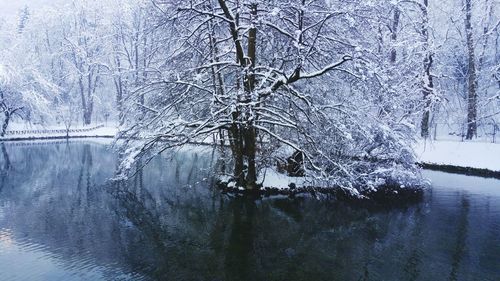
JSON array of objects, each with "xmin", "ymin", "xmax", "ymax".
[
  {"xmin": 421, "ymin": 53, "xmax": 434, "ymax": 138},
  {"xmin": 78, "ymin": 76, "xmax": 88, "ymax": 125},
  {"xmin": 464, "ymin": 0, "xmax": 478, "ymax": 140},
  {"xmin": 113, "ymin": 52, "xmax": 125, "ymax": 126},
  {"xmin": 230, "ymin": 118, "xmax": 245, "ymax": 187},
  {"xmin": 116, "ymin": 80, "xmax": 124, "ymax": 126},
  {"xmin": 244, "ymin": 3, "xmax": 258, "ymax": 190},
  {"xmin": 420, "ymin": 0, "xmax": 433, "ymax": 138},
  {"xmin": 390, "ymin": 7, "xmax": 400, "ymax": 64},
  {"xmin": 221, "ymin": 0, "xmax": 246, "ymax": 188},
  {"xmin": 1, "ymin": 112, "xmax": 10, "ymax": 137},
  {"xmin": 244, "ymin": 127, "xmax": 257, "ymax": 190},
  {"xmin": 78, "ymin": 75, "xmax": 93, "ymax": 126},
  {"xmin": 83, "ymin": 107, "xmax": 92, "ymax": 125},
  {"xmin": 217, "ymin": 0, "xmax": 258, "ymax": 189},
  {"xmin": 379, "ymin": 6, "xmax": 400, "ymax": 117}
]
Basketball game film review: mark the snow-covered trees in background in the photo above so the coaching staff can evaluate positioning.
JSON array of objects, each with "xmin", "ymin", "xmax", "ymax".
[
  {"xmin": 0, "ymin": 0, "xmax": 496, "ymax": 138},
  {"xmin": 0, "ymin": 0, "xmax": 116, "ymax": 130},
  {"xmin": 0, "ymin": 63, "xmax": 54, "ymax": 136},
  {"xmin": 429, "ymin": 0, "xmax": 499, "ymax": 140},
  {"xmin": 0, "ymin": 24, "xmax": 56, "ymax": 136},
  {"xmin": 64, "ymin": 3, "xmax": 107, "ymax": 125},
  {"xmin": 0, "ymin": 0, "xmax": 498, "ymax": 190},
  {"xmin": 0, "ymin": 65, "xmax": 25, "ymax": 136},
  {"xmin": 108, "ymin": 0, "xmax": 161, "ymax": 126}
]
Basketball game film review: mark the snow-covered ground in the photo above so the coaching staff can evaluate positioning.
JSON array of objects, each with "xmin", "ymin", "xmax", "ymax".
[
  {"xmin": 0, "ymin": 125, "xmax": 118, "ymax": 140},
  {"xmin": 415, "ymin": 139, "xmax": 500, "ymax": 171},
  {"xmin": 2, "ymin": 123, "xmax": 498, "ymax": 173},
  {"xmin": 258, "ymin": 169, "xmax": 308, "ymax": 190}
]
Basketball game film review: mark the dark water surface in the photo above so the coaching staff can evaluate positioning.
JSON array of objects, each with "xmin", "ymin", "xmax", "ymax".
[{"xmin": 0, "ymin": 141, "xmax": 498, "ymax": 281}]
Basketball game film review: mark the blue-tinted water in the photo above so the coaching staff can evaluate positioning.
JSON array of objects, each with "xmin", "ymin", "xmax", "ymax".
[{"xmin": 0, "ymin": 141, "xmax": 498, "ymax": 281}]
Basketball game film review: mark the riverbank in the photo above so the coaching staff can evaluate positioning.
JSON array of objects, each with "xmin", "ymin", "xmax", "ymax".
[
  {"xmin": 217, "ymin": 177, "xmax": 425, "ymax": 205},
  {"xmin": 2, "ymin": 129, "xmax": 498, "ymax": 178},
  {"xmin": 414, "ymin": 139, "xmax": 500, "ymax": 178},
  {"xmin": 0, "ymin": 125, "xmax": 118, "ymax": 141},
  {"xmin": 218, "ymin": 167, "xmax": 425, "ymax": 204}
]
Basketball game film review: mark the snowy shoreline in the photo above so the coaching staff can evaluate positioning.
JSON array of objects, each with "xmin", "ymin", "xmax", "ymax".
[
  {"xmin": 216, "ymin": 178, "xmax": 425, "ymax": 204},
  {"xmin": 0, "ymin": 125, "xmax": 118, "ymax": 141},
  {"xmin": 418, "ymin": 162, "xmax": 500, "ymax": 179},
  {"xmin": 414, "ymin": 139, "xmax": 499, "ymax": 172},
  {"xmin": 0, "ymin": 135, "xmax": 115, "ymax": 141},
  {"xmin": 1, "ymin": 131, "xmax": 498, "ymax": 178},
  {"xmin": 414, "ymin": 139, "xmax": 500, "ymax": 178}
]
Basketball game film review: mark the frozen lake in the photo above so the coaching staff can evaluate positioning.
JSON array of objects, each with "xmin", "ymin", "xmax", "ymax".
[{"xmin": 0, "ymin": 141, "xmax": 499, "ymax": 281}]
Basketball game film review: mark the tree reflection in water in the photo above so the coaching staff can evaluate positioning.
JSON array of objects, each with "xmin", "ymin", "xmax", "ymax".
[
  {"xmin": 0, "ymin": 143, "xmax": 10, "ymax": 192},
  {"xmin": 0, "ymin": 142, "xmax": 498, "ymax": 281}
]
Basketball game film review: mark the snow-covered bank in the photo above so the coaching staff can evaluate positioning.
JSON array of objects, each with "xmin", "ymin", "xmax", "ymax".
[
  {"xmin": 218, "ymin": 166, "xmax": 425, "ymax": 202},
  {"xmin": 258, "ymin": 169, "xmax": 308, "ymax": 190},
  {"xmin": 218, "ymin": 174, "xmax": 424, "ymax": 204},
  {"xmin": 0, "ymin": 126, "xmax": 118, "ymax": 141},
  {"xmin": 1, "ymin": 137, "xmax": 114, "ymax": 147},
  {"xmin": 415, "ymin": 140, "xmax": 500, "ymax": 172}
]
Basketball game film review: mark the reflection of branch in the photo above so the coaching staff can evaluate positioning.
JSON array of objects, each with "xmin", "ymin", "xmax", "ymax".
[
  {"xmin": 0, "ymin": 144, "xmax": 10, "ymax": 193},
  {"xmin": 449, "ymin": 196, "xmax": 469, "ymax": 281}
]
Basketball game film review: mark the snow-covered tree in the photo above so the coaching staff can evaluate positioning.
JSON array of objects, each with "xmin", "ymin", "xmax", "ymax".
[
  {"xmin": 117, "ymin": 0, "xmax": 423, "ymax": 193},
  {"xmin": 0, "ymin": 0, "xmax": 498, "ymax": 194},
  {"xmin": 109, "ymin": 0, "xmax": 162, "ymax": 126}
]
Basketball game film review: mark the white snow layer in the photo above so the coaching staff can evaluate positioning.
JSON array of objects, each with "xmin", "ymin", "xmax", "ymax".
[
  {"xmin": 415, "ymin": 140, "xmax": 500, "ymax": 171},
  {"xmin": 0, "ymin": 125, "xmax": 118, "ymax": 139},
  {"xmin": 258, "ymin": 169, "xmax": 307, "ymax": 189}
]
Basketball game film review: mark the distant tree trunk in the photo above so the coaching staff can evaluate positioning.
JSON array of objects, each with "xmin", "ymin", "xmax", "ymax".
[
  {"xmin": 83, "ymin": 107, "xmax": 93, "ymax": 125},
  {"xmin": 113, "ymin": 54, "xmax": 125, "ymax": 126},
  {"xmin": 420, "ymin": 0, "xmax": 433, "ymax": 138},
  {"xmin": 78, "ymin": 76, "xmax": 87, "ymax": 125},
  {"xmin": 378, "ymin": 6, "xmax": 400, "ymax": 117},
  {"xmin": 78, "ymin": 76, "xmax": 93, "ymax": 126},
  {"xmin": 496, "ymin": 33, "xmax": 500, "ymax": 89},
  {"xmin": 477, "ymin": 0, "xmax": 493, "ymax": 73},
  {"xmin": 115, "ymin": 78, "xmax": 124, "ymax": 126},
  {"xmin": 112, "ymin": 46, "xmax": 123, "ymax": 125},
  {"xmin": 421, "ymin": 53, "xmax": 434, "ymax": 138},
  {"xmin": 464, "ymin": 0, "xmax": 478, "ymax": 140},
  {"xmin": 390, "ymin": 7, "xmax": 400, "ymax": 64},
  {"xmin": 0, "ymin": 112, "xmax": 10, "ymax": 137}
]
